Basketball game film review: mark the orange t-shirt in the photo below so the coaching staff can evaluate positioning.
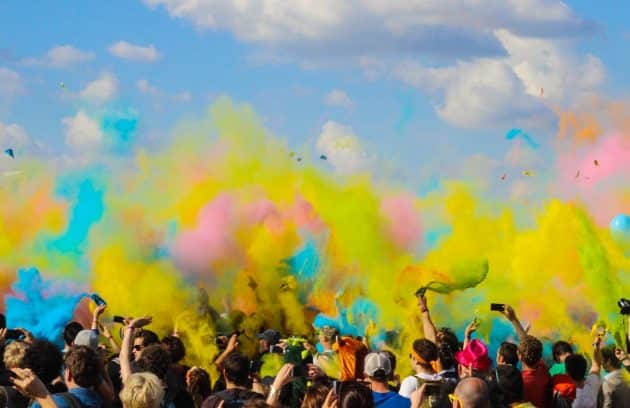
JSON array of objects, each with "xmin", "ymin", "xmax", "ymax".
[{"xmin": 332, "ymin": 337, "xmax": 368, "ymax": 381}]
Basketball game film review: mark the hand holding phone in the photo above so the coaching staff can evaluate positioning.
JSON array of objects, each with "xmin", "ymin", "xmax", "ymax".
[
  {"xmin": 91, "ymin": 294, "xmax": 107, "ymax": 307},
  {"xmin": 490, "ymin": 303, "xmax": 505, "ymax": 312}
]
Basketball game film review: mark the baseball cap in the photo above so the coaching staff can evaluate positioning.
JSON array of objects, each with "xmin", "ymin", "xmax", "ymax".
[
  {"xmin": 364, "ymin": 352, "xmax": 391, "ymax": 379},
  {"xmin": 257, "ymin": 329, "xmax": 281, "ymax": 345},
  {"xmin": 73, "ymin": 330, "xmax": 99, "ymax": 350}
]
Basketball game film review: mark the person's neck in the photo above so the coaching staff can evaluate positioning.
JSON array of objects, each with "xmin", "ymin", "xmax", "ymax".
[
  {"xmin": 370, "ymin": 381, "xmax": 390, "ymax": 393},
  {"xmin": 415, "ymin": 366, "xmax": 435, "ymax": 376},
  {"xmin": 225, "ymin": 381, "xmax": 248, "ymax": 391}
]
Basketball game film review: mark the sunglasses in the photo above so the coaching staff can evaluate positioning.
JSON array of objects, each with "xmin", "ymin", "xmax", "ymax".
[{"xmin": 133, "ymin": 345, "xmax": 144, "ymax": 351}]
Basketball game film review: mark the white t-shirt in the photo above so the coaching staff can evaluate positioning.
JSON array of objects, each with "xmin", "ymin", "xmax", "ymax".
[
  {"xmin": 398, "ymin": 373, "xmax": 442, "ymax": 398},
  {"xmin": 572, "ymin": 373, "xmax": 601, "ymax": 408}
]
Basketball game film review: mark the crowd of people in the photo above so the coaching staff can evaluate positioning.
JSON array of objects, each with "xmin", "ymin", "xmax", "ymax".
[{"xmin": 0, "ymin": 295, "xmax": 629, "ymax": 408}]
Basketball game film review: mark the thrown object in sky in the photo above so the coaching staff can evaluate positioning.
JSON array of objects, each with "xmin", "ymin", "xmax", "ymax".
[
  {"xmin": 59, "ymin": 81, "xmax": 65, "ymax": 88},
  {"xmin": 505, "ymin": 128, "xmax": 539, "ymax": 149},
  {"xmin": 320, "ymin": 154, "xmax": 327, "ymax": 160},
  {"xmin": 297, "ymin": 157, "xmax": 302, "ymax": 162},
  {"xmin": 575, "ymin": 170, "xmax": 580, "ymax": 179},
  {"xmin": 500, "ymin": 174, "xmax": 506, "ymax": 180},
  {"xmin": 522, "ymin": 170, "xmax": 533, "ymax": 176},
  {"xmin": 594, "ymin": 159, "xmax": 599, "ymax": 166},
  {"xmin": 4, "ymin": 148, "xmax": 14, "ymax": 158}
]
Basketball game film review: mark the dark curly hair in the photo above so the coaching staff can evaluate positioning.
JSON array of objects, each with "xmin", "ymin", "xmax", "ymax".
[
  {"xmin": 63, "ymin": 322, "xmax": 84, "ymax": 347},
  {"xmin": 137, "ymin": 344, "xmax": 171, "ymax": 380},
  {"xmin": 161, "ymin": 335, "xmax": 186, "ymax": 363},
  {"xmin": 135, "ymin": 330, "xmax": 160, "ymax": 347},
  {"xmin": 26, "ymin": 340, "xmax": 63, "ymax": 385},
  {"xmin": 518, "ymin": 336, "xmax": 543, "ymax": 367},
  {"xmin": 64, "ymin": 346, "xmax": 101, "ymax": 388},
  {"xmin": 187, "ymin": 368, "xmax": 212, "ymax": 408}
]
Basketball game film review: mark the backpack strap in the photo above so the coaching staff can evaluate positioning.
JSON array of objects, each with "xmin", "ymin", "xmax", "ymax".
[{"xmin": 58, "ymin": 392, "xmax": 83, "ymax": 408}]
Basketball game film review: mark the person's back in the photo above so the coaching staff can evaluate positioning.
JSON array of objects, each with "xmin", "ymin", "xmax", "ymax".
[
  {"xmin": 599, "ymin": 347, "xmax": 630, "ymax": 408},
  {"xmin": 519, "ymin": 336, "xmax": 551, "ymax": 408},
  {"xmin": 373, "ymin": 389, "xmax": 410, "ymax": 408}
]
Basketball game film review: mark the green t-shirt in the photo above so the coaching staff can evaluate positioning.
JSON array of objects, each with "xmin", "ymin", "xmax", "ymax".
[{"xmin": 549, "ymin": 362, "xmax": 566, "ymax": 376}]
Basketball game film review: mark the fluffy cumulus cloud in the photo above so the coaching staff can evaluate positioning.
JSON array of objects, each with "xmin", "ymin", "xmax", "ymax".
[
  {"xmin": 393, "ymin": 30, "xmax": 604, "ymax": 129},
  {"xmin": 21, "ymin": 45, "xmax": 94, "ymax": 68},
  {"xmin": 0, "ymin": 122, "xmax": 30, "ymax": 147},
  {"xmin": 143, "ymin": 0, "xmax": 601, "ymax": 129},
  {"xmin": 79, "ymin": 72, "xmax": 118, "ymax": 102},
  {"xmin": 108, "ymin": 41, "xmax": 161, "ymax": 62},
  {"xmin": 325, "ymin": 89, "xmax": 353, "ymax": 108},
  {"xmin": 0, "ymin": 68, "xmax": 23, "ymax": 97},
  {"xmin": 316, "ymin": 120, "xmax": 369, "ymax": 174},
  {"xmin": 143, "ymin": 0, "xmax": 593, "ymax": 59},
  {"xmin": 62, "ymin": 111, "xmax": 104, "ymax": 149}
]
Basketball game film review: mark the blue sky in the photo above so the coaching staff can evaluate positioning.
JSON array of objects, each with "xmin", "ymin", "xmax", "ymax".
[{"xmin": 0, "ymin": 0, "xmax": 628, "ymax": 184}]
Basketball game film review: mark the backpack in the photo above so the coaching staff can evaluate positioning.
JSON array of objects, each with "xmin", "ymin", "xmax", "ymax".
[
  {"xmin": 414, "ymin": 378, "xmax": 450, "ymax": 408},
  {"xmin": 552, "ymin": 390, "xmax": 572, "ymax": 408}
]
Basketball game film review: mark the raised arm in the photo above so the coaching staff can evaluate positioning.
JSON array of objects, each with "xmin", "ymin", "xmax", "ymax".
[
  {"xmin": 417, "ymin": 295, "xmax": 437, "ymax": 343},
  {"xmin": 463, "ymin": 319, "xmax": 478, "ymax": 350},
  {"xmin": 213, "ymin": 334, "xmax": 239, "ymax": 369},
  {"xmin": 91, "ymin": 304, "xmax": 107, "ymax": 331},
  {"xmin": 590, "ymin": 335, "xmax": 602, "ymax": 375},
  {"xmin": 499, "ymin": 305, "xmax": 527, "ymax": 342},
  {"xmin": 120, "ymin": 316, "xmax": 152, "ymax": 382}
]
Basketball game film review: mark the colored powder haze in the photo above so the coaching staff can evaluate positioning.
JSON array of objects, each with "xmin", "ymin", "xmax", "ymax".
[{"xmin": 0, "ymin": 98, "xmax": 629, "ymax": 375}]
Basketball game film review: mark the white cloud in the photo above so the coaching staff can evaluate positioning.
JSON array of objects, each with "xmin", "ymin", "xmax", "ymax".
[
  {"xmin": 143, "ymin": 0, "xmax": 593, "ymax": 60},
  {"xmin": 62, "ymin": 110, "xmax": 104, "ymax": 148},
  {"xmin": 21, "ymin": 45, "xmax": 94, "ymax": 68},
  {"xmin": 392, "ymin": 30, "xmax": 604, "ymax": 129},
  {"xmin": 325, "ymin": 89, "xmax": 353, "ymax": 108},
  {"xmin": 0, "ymin": 68, "xmax": 23, "ymax": 97},
  {"xmin": 80, "ymin": 72, "xmax": 118, "ymax": 102},
  {"xmin": 316, "ymin": 121, "xmax": 368, "ymax": 174},
  {"xmin": 172, "ymin": 91, "xmax": 192, "ymax": 102},
  {"xmin": 136, "ymin": 79, "xmax": 160, "ymax": 96},
  {"xmin": 0, "ymin": 122, "xmax": 30, "ymax": 147},
  {"xmin": 108, "ymin": 41, "xmax": 161, "ymax": 62}
]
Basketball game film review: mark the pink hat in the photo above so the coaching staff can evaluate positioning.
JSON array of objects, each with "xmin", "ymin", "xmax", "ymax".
[{"xmin": 455, "ymin": 339, "xmax": 492, "ymax": 371}]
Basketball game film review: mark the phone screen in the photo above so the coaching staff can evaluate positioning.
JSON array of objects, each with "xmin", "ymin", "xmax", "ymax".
[{"xmin": 91, "ymin": 294, "xmax": 107, "ymax": 306}]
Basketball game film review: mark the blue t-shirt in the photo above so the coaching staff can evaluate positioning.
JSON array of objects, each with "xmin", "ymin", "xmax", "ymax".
[
  {"xmin": 32, "ymin": 387, "xmax": 103, "ymax": 408},
  {"xmin": 372, "ymin": 390, "xmax": 411, "ymax": 408}
]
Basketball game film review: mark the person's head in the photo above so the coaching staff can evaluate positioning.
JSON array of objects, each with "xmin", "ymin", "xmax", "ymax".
[
  {"xmin": 494, "ymin": 364, "xmax": 523, "ymax": 404},
  {"xmin": 380, "ymin": 350, "xmax": 397, "ymax": 380},
  {"xmin": 364, "ymin": 352, "xmax": 391, "ymax": 384},
  {"xmin": 120, "ymin": 372, "xmax": 165, "ymax": 408},
  {"xmin": 318, "ymin": 326, "xmax": 338, "ymax": 349},
  {"xmin": 222, "ymin": 352, "xmax": 250, "ymax": 387},
  {"xmin": 565, "ymin": 354, "xmax": 587, "ymax": 382},
  {"xmin": 455, "ymin": 339, "xmax": 492, "ymax": 378},
  {"xmin": 63, "ymin": 322, "xmax": 84, "ymax": 348},
  {"xmin": 410, "ymin": 339, "xmax": 438, "ymax": 373},
  {"xmin": 437, "ymin": 328, "xmax": 459, "ymax": 353},
  {"xmin": 73, "ymin": 329, "xmax": 99, "ymax": 351},
  {"xmin": 64, "ymin": 346, "xmax": 101, "ymax": 388},
  {"xmin": 338, "ymin": 381, "xmax": 374, "ymax": 408},
  {"xmin": 452, "ymin": 377, "xmax": 490, "ymax": 408},
  {"xmin": 186, "ymin": 367, "xmax": 212, "ymax": 408},
  {"xmin": 133, "ymin": 330, "xmax": 160, "ymax": 362},
  {"xmin": 137, "ymin": 344, "xmax": 171, "ymax": 381},
  {"xmin": 3, "ymin": 341, "xmax": 30, "ymax": 369},
  {"xmin": 26, "ymin": 339, "xmax": 64, "ymax": 386},
  {"xmin": 300, "ymin": 383, "xmax": 330, "ymax": 408},
  {"xmin": 497, "ymin": 342, "xmax": 518, "ymax": 366},
  {"xmin": 161, "ymin": 335, "xmax": 186, "ymax": 364},
  {"xmin": 517, "ymin": 336, "xmax": 543, "ymax": 368},
  {"xmin": 600, "ymin": 346, "xmax": 622, "ymax": 372},
  {"xmin": 257, "ymin": 329, "xmax": 280, "ymax": 354},
  {"xmin": 437, "ymin": 340, "xmax": 457, "ymax": 371},
  {"xmin": 552, "ymin": 341, "xmax": 573, "ymax": 363}
]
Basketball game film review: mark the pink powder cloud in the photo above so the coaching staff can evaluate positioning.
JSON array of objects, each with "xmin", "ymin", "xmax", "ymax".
[{"xmin": 380, "ymin": 194, "xmax": 423, "ymax": 250}]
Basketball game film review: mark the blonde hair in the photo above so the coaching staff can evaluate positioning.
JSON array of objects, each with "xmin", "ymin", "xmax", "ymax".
[
  {"xmin": 3, "ymin": 341, "xmax": 29, "ymax": 369},
  {"xmin": 119, "ymin": 372, "xmax": 165, "ymax": 408}
]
